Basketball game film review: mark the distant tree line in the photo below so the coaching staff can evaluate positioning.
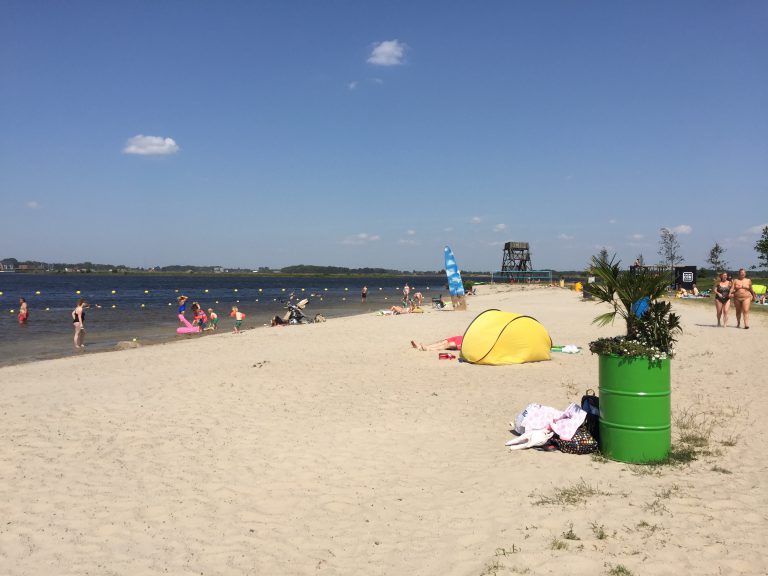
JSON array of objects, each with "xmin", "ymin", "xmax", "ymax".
[{"xmin": 280, "ymin": 265, "xmax": 410, "ymax": 275}]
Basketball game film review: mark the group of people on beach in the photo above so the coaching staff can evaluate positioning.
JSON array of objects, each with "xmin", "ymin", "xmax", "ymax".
[
  {"xmin": 177, "ymin": 295, "xmax": 242, "ymax": 333},
  {"xmin": 388, "ymin": 283, "xmax": 426, "ymax": 315},
  {"xmin": 713, "ymin": 268, "xmax": 757, "ymax": 329}
]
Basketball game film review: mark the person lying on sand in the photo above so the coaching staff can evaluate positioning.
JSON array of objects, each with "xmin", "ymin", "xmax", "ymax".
[
  {"xmin": 411, "ymin": 336, "xmax": 463, "ymax": 351},
  {"xmin": 390, "ymin": 302, "xmax": 415, "ymax": 315}
]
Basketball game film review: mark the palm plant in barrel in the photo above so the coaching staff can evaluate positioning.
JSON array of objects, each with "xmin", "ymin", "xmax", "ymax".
[{"xmin": 588, "ymin": 255, "xmax": 682, "ymax": 463}]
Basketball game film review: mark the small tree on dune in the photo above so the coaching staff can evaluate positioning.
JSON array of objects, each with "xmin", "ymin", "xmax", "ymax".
[
  {"xmin": 658, "ymin": 228, "xmax": 683, "ymax": 286},
  {"xmin": 706, "ymin": 242, "xmax": 728, "ymax": 274},
  {"xmin": 755, "ymin": 226, "xmax": 768, "ymax": 269}
]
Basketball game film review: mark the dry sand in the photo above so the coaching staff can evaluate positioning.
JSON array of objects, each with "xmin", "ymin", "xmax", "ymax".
[{"xmin": 0, "ymin": 287, "xmax": 765, "ymax": 575}]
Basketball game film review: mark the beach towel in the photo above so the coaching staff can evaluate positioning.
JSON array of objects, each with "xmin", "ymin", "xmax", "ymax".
[{"xmin": 512, "ymin": 402, "xmax": 588, "ymax": 441}]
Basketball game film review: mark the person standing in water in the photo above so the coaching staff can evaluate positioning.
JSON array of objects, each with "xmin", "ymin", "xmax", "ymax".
[
  {"xmin": 18, "ymin": 297, "xmax": 29, "ymax": 324},
  {"xmin": 361, "ymin": 286, "xmax": 368, "ymax": 303},
  {"xmin": 177, "ymin": 295, "xmax": 189, "ymax": 324},
  {"xmin": 72, "ymin": 298, "xmax": 87, "ymax": 348},
  {"xmin": 71, "ymin": 298, "xmax": 101, "ymax": 348}
]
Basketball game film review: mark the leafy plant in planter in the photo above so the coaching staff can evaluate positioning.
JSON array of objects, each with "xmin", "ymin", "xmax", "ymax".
[
  {"xmin": 588, "ymin": 256, "xmax": 681, "ymax": 360},
  {"xmin": 586, "ymin": 255, "xmax": 682, "ymax": 464}
]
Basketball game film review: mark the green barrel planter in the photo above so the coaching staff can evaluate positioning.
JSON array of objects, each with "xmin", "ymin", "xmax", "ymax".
[{"xmin": 598, "ymin": 354, "xmax": 671, "ymax": 463}]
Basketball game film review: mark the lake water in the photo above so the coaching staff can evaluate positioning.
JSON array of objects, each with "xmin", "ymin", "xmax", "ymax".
[{"xmin": 0, "ymin": 274, "xmax": 452, "ymax": 366}]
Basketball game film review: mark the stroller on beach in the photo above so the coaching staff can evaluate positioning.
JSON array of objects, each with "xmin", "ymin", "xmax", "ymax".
[{"xmin": 271, "ymin": 298, "xmax": 311, "ymax": 326}]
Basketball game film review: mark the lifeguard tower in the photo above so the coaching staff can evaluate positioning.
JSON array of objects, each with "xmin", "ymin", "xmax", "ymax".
[
  {"xmin": 492, "ymin": 241, "xmax": 552, "ymax": 283},
  {"xmin": 501, "ymin": 242, "xmax": 532, "ymax": 272}
]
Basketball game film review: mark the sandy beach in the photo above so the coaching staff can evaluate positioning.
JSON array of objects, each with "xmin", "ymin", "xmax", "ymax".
[{"xmin": 0, "ymin": 286, "xmax": 765, "ymax": 576}]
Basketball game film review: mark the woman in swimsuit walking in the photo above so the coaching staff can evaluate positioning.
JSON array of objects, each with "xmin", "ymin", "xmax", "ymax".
[
  {"xmin": 72, "ymin": 298, "xmax": 87, "ymax": 349},
  {"xmin": 714, "ymin": 272, "xmax": 731, "ymax": 327},
  {"xmin": 729, "ymin": 268, "xmax": 755, "ymax": 329}
]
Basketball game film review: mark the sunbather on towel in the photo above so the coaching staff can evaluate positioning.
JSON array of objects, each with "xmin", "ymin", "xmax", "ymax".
[
  {"xmin": 390, "ymin": 302, "xmax": 415, "ymax": 315},
  {"xmin": 410, "ymin": 336, "xmax": 463, "ymax": 351}
]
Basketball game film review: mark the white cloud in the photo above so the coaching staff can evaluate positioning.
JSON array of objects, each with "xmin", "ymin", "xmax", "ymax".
[
  {"xmin": 406, "ymin": 229, "xmax": 416, "ymax": 236},
  {"xmin": 746, "ymin": 223, "xmax": 768, "ymax": 234},
  {"xmin": 557, "ymin": 233, "xmax": 574, "ymax": 240},
  {"xmin": 398, "ymin": 238, "xmax": 417, "ymax": 245},
  {"xmin": 493, "ymin": 223, "xmax": 507, "ymax": 233},
  {"xmin": 470, "ymin": 216, "xmax": 482, "ymax": 225},
  {"xmin": 630, "ymin": 233, "xmax": 643, "ymax": 240},
  {"xmin": 372, "ymin": 77, "xmax": 384, "ymax": 85},
  {"xmin": 367, "ymin": 40, "xmax": 406, "ymax": 66},
  {"xmin": 341, "ymin": 232, "xmax": 381, "ymax": 245},
  {"xmin": 670, "ymin": 224, "xmax": 692, "ymax": 235},
  {"xmin": 348, "ymin": 81, "xmax": 358, "ymax": 90},
  {"xmin": 443, "ymin": 227, "xmax": 454, "ymax": 232},
  {"xmin": 26, "ymin": 200, "xmax": 40, "ymax": 209},
  {"xmin": 608, "ymin": 219, "xmax": 617, "ymax": 224},
  {"xmin": 123, "ymin": 135, "xmax": 180, "ymax": 156}
]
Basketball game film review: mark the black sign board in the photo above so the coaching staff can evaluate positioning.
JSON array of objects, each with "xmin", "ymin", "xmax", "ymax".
[{"xmin": 674, "ymin": 266, "xmax": 697, "ymax": 290}]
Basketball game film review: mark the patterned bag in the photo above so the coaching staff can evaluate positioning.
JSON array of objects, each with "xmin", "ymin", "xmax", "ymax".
[
  {"xmin": 553, "ymin": 423, "xmax": 598, "ymax": 455},
  {"xmin": 580, "ymin": 389, "xmax": 600, "ymax": 442}
]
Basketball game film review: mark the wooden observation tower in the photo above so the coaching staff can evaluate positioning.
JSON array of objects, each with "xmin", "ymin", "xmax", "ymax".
[{"xmin": 501, "ymin": 242, "xmax": 532, "ymax": 272}]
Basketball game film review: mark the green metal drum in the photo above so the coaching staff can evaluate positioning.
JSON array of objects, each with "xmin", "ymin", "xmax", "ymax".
[{"xmin": 598, "ymin": 354, "xmax": 671, "ymax": 463}]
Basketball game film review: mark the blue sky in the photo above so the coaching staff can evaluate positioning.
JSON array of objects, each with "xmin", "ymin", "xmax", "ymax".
[{"xmin": 1, "ymin": 1, "xmax": 766, "ymax": 271}]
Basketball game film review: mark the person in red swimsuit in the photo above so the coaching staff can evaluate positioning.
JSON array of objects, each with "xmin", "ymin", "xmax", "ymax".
[
  {"xmin": 18, "ymin": 297, "xmax": 29, "ymax": 324},
  {"xmin": 410, "ymin": 335, "xmax": 463, "ymax": 351}
]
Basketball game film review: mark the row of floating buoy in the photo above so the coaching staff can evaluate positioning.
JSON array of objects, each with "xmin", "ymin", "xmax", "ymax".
[
  {"xmin": 3, "ymin": 291, "xmax": 414, "ymax": 314},
  {"xmin": 1, "ymin": 286, "xmax": 430, "ymax": 297}
]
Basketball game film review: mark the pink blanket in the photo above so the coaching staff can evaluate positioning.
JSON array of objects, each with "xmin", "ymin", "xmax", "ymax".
[{"xmin": 515, "ymin": 403, "xmax": 587, "ymax": 441}]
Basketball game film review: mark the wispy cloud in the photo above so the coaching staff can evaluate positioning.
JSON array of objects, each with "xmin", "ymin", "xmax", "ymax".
[
  {"xmin": 746, "ymin": 223, "xmax": 767, "ymax": 234},
  {"xmin": 443, "ymin": 227, "xmax": 454, "ymax": 232},
  {"xmin": 341, "ymin": 232, "xmax": 381, "ymax": 245},
  {"xmin": 492, "ymin": 223, "xmax": 507, "ymax": 233},
  {"xmin": 123, "ymin": 135, "xmax": 179, "ymax": 156},
  {"xmin": 372, "ymin": 77, "xmax": 384, "ymax": 85},
  {"xmin": 26, "ymin": 200, "xmax": 40, "ymax": 209},
  {"xmin": 470, "ymin": 216, "xmax": 482, "ymax": 225},
  {"xmin": 557, "ymin": 233, "xmax": 574, "ymax": 240},
  {"xmin": 367, "ymin": 40, "xmax": 406, "ymax": 66},
  {"xmin": 630, "ymin": 233, "xmax": 643, "ymax": 240},
  {"xmin": 348, "ymin": 81, "xmax": 358, "ymax": 90},
  {"xmin": 608, "ymin": 219, "xmax": 617, "ymax": 225},
  {"xmin": 398, "ymin": 238, "xmax": 417, "ymax": 245},
  {"xmin": 670, "ymin": 224, "xmax": 692, "ymax": 235},
  {"xmin": 406, "ymin": 229, "xmax": 416, "ymax": 236}
]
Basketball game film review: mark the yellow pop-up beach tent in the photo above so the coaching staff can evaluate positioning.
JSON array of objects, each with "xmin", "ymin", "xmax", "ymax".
[{"xmin": 460, "ymin": 309, "xmax": 552, "ymax": 365}]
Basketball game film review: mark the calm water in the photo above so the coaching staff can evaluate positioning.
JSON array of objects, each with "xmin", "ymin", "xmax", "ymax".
[{"xmin": 0, "ymin": 274, "xmax": 451, "ymax": 366}]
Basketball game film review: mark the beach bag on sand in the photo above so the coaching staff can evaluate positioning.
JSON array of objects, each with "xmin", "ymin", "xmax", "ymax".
[
  {"xmin": 581, "ymin": 389, "xmax": 600, "ymax": 442},
  {"xmin": 553, "ymin": 424, "xmax": 598, "ymax": 455}
]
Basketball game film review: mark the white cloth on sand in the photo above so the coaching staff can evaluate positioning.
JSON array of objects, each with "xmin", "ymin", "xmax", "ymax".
[{"xmin": 512, "ymin": 402, "xmax": 587, "ymax": 441}]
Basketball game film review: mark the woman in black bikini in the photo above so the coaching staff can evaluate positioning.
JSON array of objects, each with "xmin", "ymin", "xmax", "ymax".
[
  {"xmin": 72, "ymin": 298, "xmax": 101, "ymax": 348},
  {"xmin": 72, "ymin": 298, "xmax": 87, "ymax": 349},
  {"xmin": 714, "ymin": 272, "xmax": 731, "ymax": 327}
]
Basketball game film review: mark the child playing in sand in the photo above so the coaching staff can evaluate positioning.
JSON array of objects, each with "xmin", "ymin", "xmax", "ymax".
[
  {"xmin": 206, "ymin": 308, "xmax": 218, "ymax": 330},
  {"xmin": 230, "ymin": 306, "xmax": 245, "ymax": 333}
]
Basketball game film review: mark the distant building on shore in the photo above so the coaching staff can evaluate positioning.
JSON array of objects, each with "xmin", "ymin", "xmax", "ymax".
[{"xmin": 1, "ymin": 258, "xmax": 17, "ymax": 272}]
